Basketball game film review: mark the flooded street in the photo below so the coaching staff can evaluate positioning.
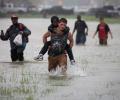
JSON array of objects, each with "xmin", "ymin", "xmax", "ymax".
[{"xmin": 0, "ymin": 18, "xmax": 120, "ymax": 100}]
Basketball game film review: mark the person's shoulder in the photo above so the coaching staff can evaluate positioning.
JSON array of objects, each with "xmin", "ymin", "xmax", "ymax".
[
  {"xmin": 8, "ymin": 24, "xmax": 14, "ymax": 30},
  {"xmin": 104, "ymin": 23, "xmax": 109, "ymax": 26},
  {"xmin": 48, "ymin": 24, "xmax": 52, "ymax": 28},
  {"xmin": 18, "ymin": 23, "xmax": 26, "ymax": 30},
  {"xmin": 75, "ymin": 20, "xmax": 78, "ymax": 23},
  {"xmin": 97, "ymin": 23, "xmax": 101, "ymax": 26},
  {"xmin": 81, "ymin": 20, "xmax": 86, "ymax": 23}
]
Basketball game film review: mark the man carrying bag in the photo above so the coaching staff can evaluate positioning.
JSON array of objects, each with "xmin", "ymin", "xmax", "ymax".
[{"xmin": 0, "ymin": 15, "xmax": 31, "ymax": 62}]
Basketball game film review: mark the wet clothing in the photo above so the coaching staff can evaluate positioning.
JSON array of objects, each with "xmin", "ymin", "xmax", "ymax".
[
  {"xmin": 40, "ymin": 42, "xmax": 74, "ymax": 60},
  {"xmin": 48, "ymin": 28, "xmax": 68, "ymax": 56},
  {"xmin": 99, "ymin": 39, "xmax": 107, "ymax": 45},
  {"xmin": 11, "ymin": 43, "xmax": 26, "ymax": 61},
  {"xmin": 96, "ymin": 23, "xmax": 110, "ymax": 39},
  {"xmin": 96, "ymin": 23, "xmax": 110, "ymax": 45},
  {"xmin": 74, "ymin": 20, "xmax": 88, "ymax": 44},
  {"xmin": 76, "ymin": 34, "xmax": 86, "ymax": 44},
  {"xmin": 0, "ymin": 23, "xmax": 31, "ymax": 61},
  {"xmin": 39, "ymin": 24, "xmax": 74, "ymax": 60}
]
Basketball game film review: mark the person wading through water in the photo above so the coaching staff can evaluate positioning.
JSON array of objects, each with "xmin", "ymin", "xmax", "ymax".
[
  {"xmin": 0, "ymin": 15, "xmax": 31, "ymax": 62},
  {"xmin": 72, "ymin": 15, "xmax": 88, "ymax": 45},
  {"xmin": 43, "ymin": 18, "xmax": 74, "ymax": 72},
  {"xmin": 34, "ymin": 16, "xmax": 75, "ymax": 65},
  {"xmin": 93, "ymin": 17, "xmax": 113, "ymax": 45}
]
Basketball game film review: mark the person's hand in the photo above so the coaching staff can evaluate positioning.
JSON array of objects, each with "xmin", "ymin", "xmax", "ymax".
[
  {"xmin": 19, "ymin": 31, "xmax": 23, "ymax": 34},
  {"xmin": 1, "ymin": 30, "xmax": 4, "ymax": 35},
  {"xmin": 0, "ymin": 30, "xmax": 4, "ymax": 38}
]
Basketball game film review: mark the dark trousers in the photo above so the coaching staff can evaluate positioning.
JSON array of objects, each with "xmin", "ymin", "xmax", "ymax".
[
  {"xmin": 39, "ymin": 41, "xmax": 74, "ymax": 60},
  {"xmin": 76, "ymin": 33, "xmax": 86, "ymax": 45},
  {"xmin": 99, "ymin": 39, "xmax": 107, "ymax": 45},
  {"xmin": 11, "ymin": 43, "xmax": 26, "ymax": 61},
  {"xmin": 40, "ymin": 41, "xmax": 51, "ymax": 55}
]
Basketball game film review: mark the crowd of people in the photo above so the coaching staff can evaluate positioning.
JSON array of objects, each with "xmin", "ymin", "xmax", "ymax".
[{"xmin": 0, "ymin": 15, "xmax": 113, "ymax": 64}]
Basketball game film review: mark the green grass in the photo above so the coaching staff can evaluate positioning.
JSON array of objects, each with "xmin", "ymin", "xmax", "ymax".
[{"xmin": 0, "ymin": 12, "xmax": 120, "ymax": 24}]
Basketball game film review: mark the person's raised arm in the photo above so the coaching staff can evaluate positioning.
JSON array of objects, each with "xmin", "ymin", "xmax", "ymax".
[
  {"xmin": 0, "ymin": 29, "xmax": 10, "ymax": 41},
  {"xmin": 21, "ymin": 24, "xmax": 31, "ymax": 36}
]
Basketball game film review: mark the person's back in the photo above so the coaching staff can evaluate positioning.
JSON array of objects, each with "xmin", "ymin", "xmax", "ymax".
[
  {"xmin": 72, "ymin": 15, "xmax": 88, "ymax": 45},
  {"xmin": 75, "ymin": 20, "xmax": 87, "ymax": 34}
]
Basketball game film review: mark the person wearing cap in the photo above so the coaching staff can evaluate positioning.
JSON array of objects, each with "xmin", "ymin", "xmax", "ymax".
[
  {"xmin": 34, "ymin": 16, "xmax": 75, "ymax": 65},
  {"xmin": 72, "ymin": 15, "xmax": 88, "ymax": 45},
  {"xmin": 93, "ymin": 17, "xmax": 113, "ymax": 45},
  {"xmin": 0, "ymin": 15, "xmax": 31, "ymax": 62}
]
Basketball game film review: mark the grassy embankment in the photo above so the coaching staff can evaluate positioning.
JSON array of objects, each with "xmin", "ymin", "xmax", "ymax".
[{"xmin": 0, "ymin": 12, "xmax": 120, "ymax": 24}]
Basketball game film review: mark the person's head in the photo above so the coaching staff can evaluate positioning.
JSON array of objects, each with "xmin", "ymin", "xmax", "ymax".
[
  {"xmin": 51, "ymin": 16, "xmax": 59, "ymax": 27},
  {"xmin": 11, "ymin": 15, "xmax": 18, "ymax": 25},
  {"xmin": 77, "ymin": 15, "xmax": 81, "ymax": 20},
  {"xmin": 99, "ymin": 17, "xmax": 104, "ymax": 24},
  {"xmin": 58, "ymin": 18, "xmax": 67, "ymax": 31}
]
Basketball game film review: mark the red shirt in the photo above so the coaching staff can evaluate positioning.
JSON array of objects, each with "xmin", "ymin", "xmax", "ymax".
[{"xmin": 96, "ymin": 23, "xmax": 110, "ymax": 39}]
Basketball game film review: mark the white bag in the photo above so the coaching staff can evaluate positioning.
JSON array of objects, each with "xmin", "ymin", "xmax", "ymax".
[{"xmin": 13, "ymin": 34, "xmax": 22, "ymax": 46}]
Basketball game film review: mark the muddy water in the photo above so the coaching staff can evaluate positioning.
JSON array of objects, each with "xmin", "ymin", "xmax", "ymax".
[{"xmin": 0, "ymin": 18, "xmax": 120, "ymax": 100}]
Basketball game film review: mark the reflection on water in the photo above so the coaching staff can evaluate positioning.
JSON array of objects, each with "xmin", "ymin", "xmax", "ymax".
[{"xmin": 0, "ymin": 19, "xmax": 120, "ymax": 100}]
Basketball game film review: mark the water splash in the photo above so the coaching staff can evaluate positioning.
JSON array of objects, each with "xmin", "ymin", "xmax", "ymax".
[
  {"xmin": 48, "ymin": 66, "xmax": 66, "ymax": 77},
  {"xmin": 48, "ymin": 63, "xmax": 87, "ymax": 77},
  {"xmin": 67, "ymin": 63, "xmax": 87, "ymax": 77}
]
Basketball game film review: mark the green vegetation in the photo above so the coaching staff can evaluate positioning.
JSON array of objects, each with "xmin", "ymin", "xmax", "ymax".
[{"xmin": 0, "ymin": 12, "xmax": 120, "ymax": 24}]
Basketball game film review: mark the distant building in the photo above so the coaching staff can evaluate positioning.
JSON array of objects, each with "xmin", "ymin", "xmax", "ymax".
[
  {"xmin": 0, "ymin": 0, "xmax": 35, "ymax": 13},
  {"xmin": 37, "ymin": 0, "xmax": 99, "ymax": 13}
]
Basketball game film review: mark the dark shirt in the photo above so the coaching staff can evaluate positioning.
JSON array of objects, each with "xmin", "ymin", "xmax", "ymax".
[
  {"xmin": 74, "ymin": 20, "xmax": 88, "ymax": 34},
  {"xmin": 0, "ymin": 23, "xmax": 31, "ymax": 49},
  {"xmin": 96, "ymin": 23, "xmax": 110, "ymax": 33},
  {"xmin": 48, "ymin": 30, "xmax": 68, "ymax": 57}
]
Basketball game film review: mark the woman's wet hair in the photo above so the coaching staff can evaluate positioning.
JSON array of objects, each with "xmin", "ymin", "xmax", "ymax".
[{"xmin": 59, "ymin": 18, "xmax": 67, "ymax": 24}]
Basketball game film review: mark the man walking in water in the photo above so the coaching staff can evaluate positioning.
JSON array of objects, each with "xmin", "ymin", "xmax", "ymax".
[
  {"xmin": 0, "ymin": 15, "xmax": 31, "ymax": 62},
  {"xmin": 72, "ymin": 15, "xmax": 88, "ymax": 45},
  {"xmin": 34, "ymin": 16, "xmax": 75, "ymax": 65},
  {"xmin": 93, "ymin": 17, "xmax": 113, "ymax": 45}
]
